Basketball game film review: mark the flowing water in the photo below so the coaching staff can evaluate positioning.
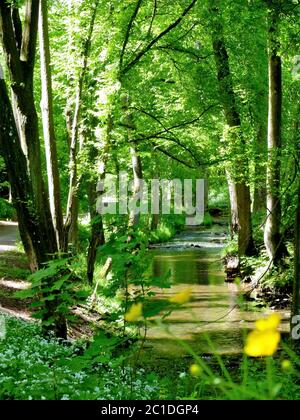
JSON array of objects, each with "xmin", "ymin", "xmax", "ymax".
[{"xmin": 145, "ymin": 224, "xmax": 290, "ymax": 358}]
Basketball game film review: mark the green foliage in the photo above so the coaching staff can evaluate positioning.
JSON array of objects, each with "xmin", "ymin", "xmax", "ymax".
[
  {"xmin": 0, "ymin": 199, "xmax": 14, "ymax": 220},
  {"xmin": 15, "ymin": 257, "xmax": 89, "ymax": 328},
  {"xmin": 150, "ymin": 223, "xmax": 176, "ymax": 244}
]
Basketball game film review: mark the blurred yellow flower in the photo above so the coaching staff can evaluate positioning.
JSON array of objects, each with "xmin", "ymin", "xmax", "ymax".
[
  {"xmin": 245, "ymin": 329, "xmax": 280, "ymax": 357},
  {"xmin": 169, "ymin": 288, "xmax": 192, "ymax": 304},
  {"xmin": 281, "ymin": 360, "xmax": 293, "ymax": 372},
  {"xmin": 189, "ymin": 364, "xmax": 202, "ymax": 377},
  {"xmin": 125, "ymin": 303, "xmax": 143, "ymax": 322},
  {"xmin": 255, "ymin": 313, "xmax": 281, "ymax": 332},
  {"xmin": 244, "ymin": 314, "xmax": 281, "ymax": 358}
]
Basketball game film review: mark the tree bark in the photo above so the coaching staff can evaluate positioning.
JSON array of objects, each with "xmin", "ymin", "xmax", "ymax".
[
  {"xmin": 39, "ymin": 0, "xmax": 64, "ymax": 250},
  {"xmin": 0, "ymin": 67, "xmax": 58, "ymax": 263},
  {"xmin": 264, "ymin": 5, "xmax": 287, "ymax": 265}
]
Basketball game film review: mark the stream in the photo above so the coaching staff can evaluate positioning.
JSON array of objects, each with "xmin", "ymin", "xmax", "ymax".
[{"xmin": 145, "ymin": 223, "xmax": 290, "ymax": 358}]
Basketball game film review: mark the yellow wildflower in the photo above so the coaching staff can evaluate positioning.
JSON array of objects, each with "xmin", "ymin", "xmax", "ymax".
[
  {"xmin": 245, "ymin": 329, "xmax": 280, "ymax": 357},
  {"xmin": 244, "ymin": 314, "xmax": 281, "ymax": 358},
  {"xmin": 169, "ymin": 288, "xmax": 192, "ymax": 304},
  {"xmin": 255, "ymin": 313, "xmax": 281, "ymax": 332},
  {"xmin": 189, "ymin": 364, "xmax": 202, "ymax": 377},
  {"xmin": 125, "ymin": 303, "xmax": 143, "ymax": 322}
]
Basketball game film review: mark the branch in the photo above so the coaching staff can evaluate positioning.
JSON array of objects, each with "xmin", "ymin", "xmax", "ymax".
[
  {"xmin": 156, "ymin": 144, "xmax": 228, "ymax": 168},
  {"xmin": 20, "ymin": 0, "xmax": 40, "ymax": 74},
  {"xmin": 147, "ymin": 0, "xmax": 157, "ymax": 37},
  {"xmin": 132, "ymin": 107, "xmax": 204, "ymax": 164},
  {"xmin": 0, "ymin": 2, "xmax": 23, "ymax": 84},
  {"xmin": 130, "ymin": 104, "xmax": 216, "ymax": 143},
  {"xmin": 155, "ymin": 146, "xmax": 197, "ymax": 169},
  {"xmin": 120, "ymin": 0, "xmax": 143, "ymax": 72},
  {"xmin": 157, "ymin": 45, "xmax": 212, "ymax": 61},
  {"xmin": 121, "ymin": 0, "xmax": 198, "ymax": 75}
]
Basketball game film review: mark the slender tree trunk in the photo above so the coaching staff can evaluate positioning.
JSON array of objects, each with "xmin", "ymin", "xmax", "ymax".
[
  {"xmin": 253, "ymin": 125, "xmax": 267, "ymax": 213},
  {"xmin": 264, "ymin": 6, "xmax": 287, "ymax": 265},
  {"xmin": 129, "ymin": 145, "xmax": 143, "ymax": 227},
  {"xmin": 86, "ymin": 113, "xmax": 112, "ymax": 283},
  {"xmin": 64, "ymin": 0, "xmax": 99, "ymax": 249},
  {"xmin": 210, "ymin": 1, "xmax": 255, "ymax": 256},
  {"xmin": 87, "ymin": 181, "xmax": 105, "ymax": 283},
  {"xmin": 39, "ymin": 0, "xmax": 64, "ymax": 250}
]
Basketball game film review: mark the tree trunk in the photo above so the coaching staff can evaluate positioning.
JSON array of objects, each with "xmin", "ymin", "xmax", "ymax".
[
  {"xmin": 210, "ymin": 1, "xmax": 255, "ymax": 256},
  {"xmin": 252, "ymin": 125, "xmax": 267, "ymax": 213},
  {"xmin": 64, "ymin": 0, "xmax": 99, "ymax": 249},
  {"xmin": 0, "ymin": 1, "xmax": 57, "ymax": 261},
  {"xmin": 0, "ymin": 3, "xmax": 66, "ymax": 338},
  {"xmin": 87, "ymin": 181, "xmax": 105, "ymax": 283},
  {"xmin": 39, "ymin": 0, "xmax": 64, "ymax": 250},
  {"xmin": 86, "ymin": 113, "xmax": 112, "ymax": 283},
  {"xmin": 292, "ymin": 183, "xmax": 300, "ymax": 321},
  {"xmin": 129, "ymin": 146, "xmax": 143, "ymax": 227},
  {"xmin": 264, "ymin": 6, "xmax": 287, "ymax": 265}
]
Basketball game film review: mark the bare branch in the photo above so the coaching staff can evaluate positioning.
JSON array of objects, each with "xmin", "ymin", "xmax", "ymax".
[{"xmin": 0, "ymin": 2, "xmax": 23, "ymax": 84}]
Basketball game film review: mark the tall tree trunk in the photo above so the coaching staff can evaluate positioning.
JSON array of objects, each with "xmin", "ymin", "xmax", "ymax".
[
  {"xmin": 64, "ymin": 0, "xmax": 99, "ymax": 250},
  {"xmin": 264, "ymin": 5, "xmax": 287, "ymax": 265},
  {"xmin": 0, "ymin": 3, "xmax": 66, "ymax": 338},
  {"xmin": 210, "ymin": 1, "xmax": 255, "ymax": 256},
  {"xmin": 292, "ymin": 182, "xmax": 300, "ymax": 321},
  {"xmin": 291, "ymin": 105, "xmax": 300, "ymax": 326},
  {"xmin": 0, "ymin": 0, "xmax": 56, "ymax": 262},
  {"xmin": 39, "ymin": 0, "xmax": 64, "ymax": 250}
]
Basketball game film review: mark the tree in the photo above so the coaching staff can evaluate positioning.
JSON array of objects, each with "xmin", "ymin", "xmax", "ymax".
[
  {"xmin": 0, "ymin": 0, "xmax": 57, "ymax": 269},
  {"xmin": 209, "ymin": 0, "xmax": 255, "ymax": 256},
  {"xmin": 39, "ymin": 0, "xmax": 64, "ymax": 250},
  {"xmin": 64, "ymin": 0, "xmax": 100, "ymax": 249},
  {"xmin": 264, "ymin": 0, "xmax": 287, "ymax": 265}
]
